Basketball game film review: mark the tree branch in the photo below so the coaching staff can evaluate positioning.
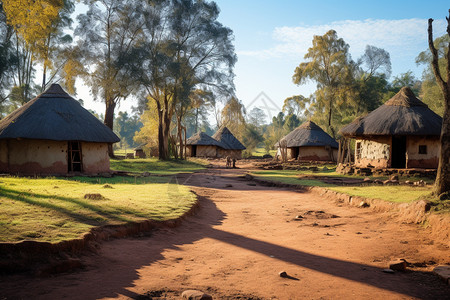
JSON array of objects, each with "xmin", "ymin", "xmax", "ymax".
[{"xmin": 428, "ymin": 18, "xmax": 447, "ymax": 91}]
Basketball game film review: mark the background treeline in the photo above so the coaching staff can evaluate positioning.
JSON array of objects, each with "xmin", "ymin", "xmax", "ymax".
[{"xmin": 0, "ymin": 1, "xmax": 447, "ymax": 159}]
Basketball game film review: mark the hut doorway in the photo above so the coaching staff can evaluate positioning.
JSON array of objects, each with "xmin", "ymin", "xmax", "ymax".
[
  {"xmin": 68, "ymin": 141, "xmax": 83, "ymax": 172},
  {"xmin": 391, "ymin": 136, "xmax": 406, "ymax": 168},
  {"xmin": 292, "ymin": 147, "xmax": 300, "ymax": 160},
  {"xmin": 191, "ymin": 145, "xmax": 197, "ymax": 157}
]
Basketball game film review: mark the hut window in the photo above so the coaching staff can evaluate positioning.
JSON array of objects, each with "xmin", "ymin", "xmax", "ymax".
[{"xmin": 418, "ymin": 145, "xmax": 427, "ymax": 155}]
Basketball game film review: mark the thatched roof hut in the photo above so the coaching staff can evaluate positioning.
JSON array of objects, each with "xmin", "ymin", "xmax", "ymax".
[
  {"xmin": 186, "ymin": 127, "xmax": 246, "ymax": 159},
  {"xmin": 276, "ymin": 121, "xmax": 338, "ymax": 161},
  {"xmin": 340, "ymin": 87, "xmax": 442, "ymax": 137},
  {"xmin": 186, "ymin": 131, "xmax": 224, "ymax": 147},
  {"xmin": 0, "ymin": 84, "xmax": 120, "ymax": 175},
  {"xmin": 339, "ymin": 87, "xmax": 442, "ymax": 169},
  {"xmin": 212, "ymin": 126, "xmax": 246, "ymax": 150}
]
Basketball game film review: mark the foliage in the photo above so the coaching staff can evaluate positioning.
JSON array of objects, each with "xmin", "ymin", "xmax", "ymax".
[
  {"xmin": 293, "ymin": 30, "xmax": 355, "ymax": 137},
  {"xmin": 427, "ymin": 13, "xmax": 450, "ymax": 196},
  {"xmin": 115, "ymin": 111, "xmax": 142, "ymax": 149},
  {"xmin": 73, "ymin": 0, "xmax": 143, "ymax": 138},
  {"xmin": 128, "ymin": 0, "xmax": 236, "ymax": 160},
  {"xmin": 416, "ymin": 34, "xmax": 449, "ymax": 116}
]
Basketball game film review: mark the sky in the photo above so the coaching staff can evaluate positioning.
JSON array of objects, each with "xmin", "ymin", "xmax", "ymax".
[{"xmin": 79, "ymin": 0, "xmax": 449, "ymax": 123}]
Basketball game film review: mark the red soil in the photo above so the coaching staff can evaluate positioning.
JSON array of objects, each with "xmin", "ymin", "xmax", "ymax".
[{"xmin": 1, "ymin": 163, "xmax": 449, "ymax": 299}]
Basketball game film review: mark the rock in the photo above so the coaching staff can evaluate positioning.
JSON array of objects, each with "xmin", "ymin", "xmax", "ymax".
[
  {"xmin": 279, "ymin": 271, "xmax": 288, "ymax": 278},
  {"xmin": 405, "ymin": 180, "xmax": 412, "ymax": 185},
  {"xmin": 433, "ymin": 265, "xmax": 450, "ymax": 285},
  {"xmin": 322, "ymin": 166, "xmax": 328, "ymax": 171},
  {"xmin": 390, "ymin": 174, "xmax": 399, "ymax": 181},
  {"xmin": 359, "ymin": 201, "xmax": 370, "ymax": 208},
  {"xmin": 363, "ymin": 177, "xmax": 372, "ymax": 182},
  {"xmin": 100, "ymin": 172, "xmax": 112, "ymax": 178},
  {"xmin": 382, "ymin": 268, "xmax": 395, "ymax": 274},
  {"xmin": 382, "ymin": 179, "xmax": 391, "ymax": 185},
  {"xmin": 225, "ymin": 184, "xmax": 233, "ymax": 188},
  {"xmin": 293, "ymin": 215, "xmax": 303, "ymax": 221},
  {"xmin": 389, "ymin": 259, "xmax": 407, "ymax": 271},
  {"xmin": 181, "ymin": 290, "xmax": 213, "ymax": 300},
  {"xmin": 245, "ymin": 173, "xmax": 253, "ymax": 180}
]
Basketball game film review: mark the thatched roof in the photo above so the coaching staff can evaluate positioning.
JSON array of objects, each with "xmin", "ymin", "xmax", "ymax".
[
  {"xmin": 340, "ymin": 87, "xmax": 442, "ymax": 137},
  {"xmin": 0, "ymin": 84, "xmax": 120, "ymax": 143},
  {"xmin": 186, "ymin": 131, "xmax": 223, "ymax": 147},
  {"xmin": 212, "ymin": 126, "xmax": 246, "ymax": 150},
  {"xmin": 277, "ymin": 121, "xmax": 338, "ymax": 148}
]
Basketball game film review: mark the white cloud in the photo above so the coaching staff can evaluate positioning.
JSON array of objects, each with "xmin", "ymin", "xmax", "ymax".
[{"xmin": 238, "ymin": 18, "xmax": 447, "ymax": 61}]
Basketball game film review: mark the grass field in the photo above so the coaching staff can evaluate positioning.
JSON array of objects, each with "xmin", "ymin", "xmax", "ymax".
[
  {"xmin": 0, "ymin": 158, "xmax": 207, "ymax": 243},
  {"xmin": 111, "ymin": 157, "xmax": 207, "ymax": 175},
  {"xmin": 251, "ymin": 169, "xmax": 433, "ymax": 203}
]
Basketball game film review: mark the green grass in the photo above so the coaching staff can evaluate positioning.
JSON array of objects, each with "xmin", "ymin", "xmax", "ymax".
[
  {"xmin": 251, "ymin": 147, "xmax": 277, "ymax": 157},
  {"xmin": 110, "ymin": 157, "xmax": 207, "ymax": 175},
  {"xmin": 329, "ymin": 186, "xmax": 432, "ymax": 203},
  {"xmin": 252, "ymin": 170, "xmax": 336, "ymax": 187},
  {"xmin": 251, "ymin": 168, "xmax": 433, "ymax": 203},
  {"xmin": 0, "ymin": 176, "xmax": 196, "ymax": 243}
]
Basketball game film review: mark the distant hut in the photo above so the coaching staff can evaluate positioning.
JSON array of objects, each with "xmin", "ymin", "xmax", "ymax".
[
  {"xmin": 186, "ymin": 131, "xmax": 223, "ymax": 158},
  {"xmin": 340, "ymin": 87, "xmax": 442, "ymax": 169},
  {"xmin": 212, "ymin": 126, "xmax": 246, "ymax": 159},
  {"xmin": 0, "ymin": 84, "xmax": 120, "ymax": 175},
  {"xmin": 276, "ymin": 121, "xmax": 339, "ymax": 161},
  {"xmin": 134, "ymin": 145, "xmax": 146, "ymax": 158}
]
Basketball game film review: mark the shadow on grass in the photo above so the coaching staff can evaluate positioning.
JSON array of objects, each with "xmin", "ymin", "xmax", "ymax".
[{"xmin": 0, "ymin": 186, "xmax": 134, "ymax": 226}]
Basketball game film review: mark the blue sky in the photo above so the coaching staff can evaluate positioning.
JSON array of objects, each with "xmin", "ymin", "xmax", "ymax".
[
  {"xmin": 209, "ymin": 0, "xmax": 449, "ymax": 122},
  {"xmin": 80, "ymin": 1, "xmax": 449, "ymax": 123}
]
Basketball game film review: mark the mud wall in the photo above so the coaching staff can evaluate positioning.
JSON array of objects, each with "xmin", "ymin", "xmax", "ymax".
[
  {"xmin": 406, "ymin": 136, "xmax": 440, "ymax": 168},
  {"xmin": 186, "ymin": 145, "xmax": 219, "ymax": 158},
  {"xmin": 81, "ymin": 142, "xmax": 110, "ymax": 174},
  {"xmin": 0, "ymin": 139, "xmax": 67, "ymax": 174},
  {"xmin": 0, "ymin": 139, "xmax": 111, "ymax": 175},
  {"xmin": 277, "ymin": 146, "xmax": 337, "ymax": 161},
  {"xmin": 354, "ymin": 137, "xmax": 390, "ymax": 168}
]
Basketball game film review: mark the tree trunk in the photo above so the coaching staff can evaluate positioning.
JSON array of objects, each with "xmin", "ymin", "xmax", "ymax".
[
  {"xmin": 177, "ymin": 116, "xmax": 183, "ymax": 159},
  {"xmin": 104, "ymin": 100, "xmax": 116, "ymax": 158},
  {"xmin": 428, "ymin": 13, "xmax": 450, "ymax": 196}
]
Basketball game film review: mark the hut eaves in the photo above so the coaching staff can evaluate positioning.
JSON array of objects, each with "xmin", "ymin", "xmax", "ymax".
[{"xmin": 0, "ymin": 84, "xmax": 120, "ymax": 143}]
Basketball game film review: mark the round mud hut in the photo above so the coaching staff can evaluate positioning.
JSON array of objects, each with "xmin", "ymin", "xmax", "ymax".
[
  {"xmin": 339, "ymin": 87, "xmax": 442, "ymax": 169},
  {"xmin": 0, "ymin": 84, "xmax": 120, "ymax": 175},
  {"xmin": 276, "ymin": 121, "xmax": 339, "ymax": 161},
  {"xmin": 211, "ymin": 126, "xmax": 246, "ymax": 159},
  {"xmin": 186, "ymin": 131, "xmax": 224, "ymax": 158}
]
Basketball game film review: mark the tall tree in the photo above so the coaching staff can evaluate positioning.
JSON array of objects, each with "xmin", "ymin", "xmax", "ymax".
[
  {"xmin": 220, "ymin": 97, "xmax": 246, "ymax": 140},
  {"xmin": 416, "ymin": 34, "xmax": 449, "ymax": 116},
  {"xmin": 293, "ymin": 30, "xmax": 354, "ymax": 138},
  {"xmin": 0, "ymin": 3, "xmax": 16, "ymax": 111},
  {"xmin": 428, "ymin": 11, "xmax": 450, "ymax": 196},
  {"xmin": 74, "ymin": 0, "xmax": 144, "ymax": 156},
  {"xmin": 131, "ymin": 0, "xmax": 236, "ymax": 160}
]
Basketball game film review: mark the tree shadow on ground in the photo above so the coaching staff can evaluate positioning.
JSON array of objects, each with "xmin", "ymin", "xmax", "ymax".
[{"xmin": 0, "ymin": 170, "xmax": 449, "ymax": 300}]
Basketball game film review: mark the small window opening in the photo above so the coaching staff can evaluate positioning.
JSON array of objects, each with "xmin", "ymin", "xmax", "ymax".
[
  {"xmin": 356, "ymin": 142, "xmax": 361, "ymax": 160},
  {"xmin": 418, "ymin": 145, "xmax": 427, "ymax": 155}
]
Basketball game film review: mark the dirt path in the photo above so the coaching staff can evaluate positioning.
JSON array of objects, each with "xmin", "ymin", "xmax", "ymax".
[{"xmin": 1, "ymin": 166, "xmax": 449, "ymax": 299}]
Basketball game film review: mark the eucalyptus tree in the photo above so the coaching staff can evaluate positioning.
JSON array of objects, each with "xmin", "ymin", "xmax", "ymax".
[
  {"xmin": 0, "ymin": 3, "xmax": 16, "ymax": 110},
  {"xmin": 292, "ymin": 30, "xmax": 354, "ymax": 138},
  {"xmin": 2, "ymin": 0, "xmax": 74, "ymax": 106},
  {"xmin": 131, "ymin": 0, "xmax": 236, "ymax": 160},
  {"xmin": 428, "ymin": 11, "xmax": 450, "ymax": 196},
  {"xmin": 74, "ymin": 0, "xmax": 144, "ymax": 156}
]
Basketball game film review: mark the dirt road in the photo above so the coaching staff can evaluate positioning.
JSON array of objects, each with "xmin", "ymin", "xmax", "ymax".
[{"xmin": 1, "ymin": 166, "xmax": 449, "ymax": 299}]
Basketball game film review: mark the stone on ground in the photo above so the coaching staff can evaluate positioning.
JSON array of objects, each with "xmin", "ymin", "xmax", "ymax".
[
  {"xmin": 181, "ymin": 290, "xmax": 213, "ymax": 300},
  {"xmin": 433, "ymin": 265, "xmax": 450, "ymax": 285}
]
